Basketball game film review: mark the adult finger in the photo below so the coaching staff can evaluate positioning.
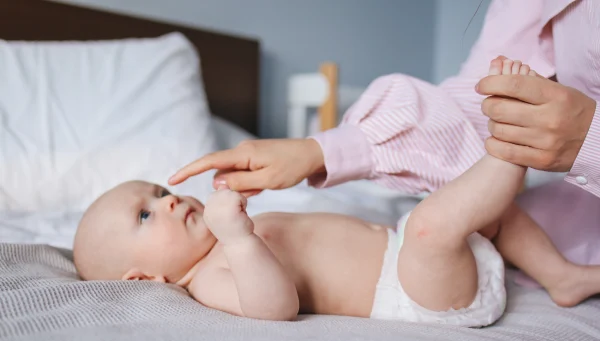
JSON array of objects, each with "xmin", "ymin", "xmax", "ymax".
[
  {"xmin": 239, "ymin": 194, "xmax": 248, "ymax": 211},
  {"xmin": 214, "ymin": 169, "xmax": 236, "ymax": 181},
  {"xmin": 476, "ymin": 74, "xmax": 554, "ymax": 105},
  {"xmin": 168, "ymin": 149, "xmax": 249, "ymax": 185},
  {"xmin": 214, "ymin": 173, "xmax": 263, "ymax": 196},
  {"xmin": 481, "ymin": 96, "xmax": 539, "ymax": 127},
  {"xmin": 212, "ymin": 169, "xmax": 256, "ymax": 187},
  {"xmin": 215, "ymin": 168, "xmax": 274, "ymax": 193},
  {"xmin": 485, "ymin": 137, "xmax": 545, "ymax": 168},
  {"xmin": 487, "ymin": 120, "xmax": 541, "ymax": 148},
  {"xmin": 240, "ymin": 190, "xmax": 263, "ymax": 198}
]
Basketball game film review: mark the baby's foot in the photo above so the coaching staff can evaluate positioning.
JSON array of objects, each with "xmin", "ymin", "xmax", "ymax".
[
  {"xmin": 545, "ymin": 264, "xmax": 600, "ymax": 307},
  {"xmin": 489, "ymin": 55, "xmax": 538, "ymax": 77}
]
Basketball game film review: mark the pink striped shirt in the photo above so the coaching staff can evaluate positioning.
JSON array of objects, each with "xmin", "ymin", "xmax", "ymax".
[{"xmin": 309, "ymin": 0, "xmax": 600, "ymax": 284}]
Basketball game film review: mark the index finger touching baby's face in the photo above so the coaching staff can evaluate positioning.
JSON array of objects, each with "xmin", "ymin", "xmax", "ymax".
[{"xmin": 168, "ymin": 149, "xmax": 248, "ymax": 185}]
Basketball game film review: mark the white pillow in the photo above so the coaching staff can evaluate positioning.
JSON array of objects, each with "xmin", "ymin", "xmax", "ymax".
[
  {"xmin": 0, "ymin": 32, "xmax": 218, "ymax": 213},
  {"xmin": 211, "ymin": 115, "xmax": 256, "ymax": 149}
]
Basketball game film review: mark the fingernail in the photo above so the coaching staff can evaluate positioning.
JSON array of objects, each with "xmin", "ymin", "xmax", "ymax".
[
  {"xmin": 475, "ymin": 83, "xmax": 480, "ymax": 93},
  {"xmin": 214, "ymin": 178, "xmax": 226, "ymax": 185}
]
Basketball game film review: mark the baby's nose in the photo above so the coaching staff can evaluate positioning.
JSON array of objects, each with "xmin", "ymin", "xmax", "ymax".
[{"xmin": 162, "ymin": 195, "xmax": 181, "ymax": 211}]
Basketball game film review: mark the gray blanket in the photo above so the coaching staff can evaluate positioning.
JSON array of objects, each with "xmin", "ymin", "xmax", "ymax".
[{"xmin": 1, "ymin": 243, "xmax": 599, "ymax": 341}]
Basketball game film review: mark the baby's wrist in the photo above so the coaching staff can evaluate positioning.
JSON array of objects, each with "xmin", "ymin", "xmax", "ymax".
[{"xmin": 221, "ymin": 232, "xmax": 258, "ymax": 249}]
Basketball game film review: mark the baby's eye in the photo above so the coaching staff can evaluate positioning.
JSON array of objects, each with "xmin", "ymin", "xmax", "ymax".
[
  {"xmin": 160, "ymin": 189, "xmax": 170, "ymax": 197},
  {"xmin": 139, "ymin": 210, "xmax": 151, "ymax": 223}
]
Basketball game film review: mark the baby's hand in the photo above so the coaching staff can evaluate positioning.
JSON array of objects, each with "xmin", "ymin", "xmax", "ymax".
[{"xmin": 203, "ymin": 186, "xmax": 254, "ymax": 245}]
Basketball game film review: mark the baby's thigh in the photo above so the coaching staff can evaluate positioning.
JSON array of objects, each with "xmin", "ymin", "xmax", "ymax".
[
  {"xmin": 396, "ymin": 213, "xmax": 479, "ymax": 312},
  {"xmin": 478, "ymin": 221, "xmax": 501, "ymax": 240}
]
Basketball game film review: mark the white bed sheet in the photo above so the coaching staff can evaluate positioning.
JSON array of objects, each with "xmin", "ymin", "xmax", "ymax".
[{"xmin": 0, "ymin": 116, "xmax": 421, "ymax": 249}]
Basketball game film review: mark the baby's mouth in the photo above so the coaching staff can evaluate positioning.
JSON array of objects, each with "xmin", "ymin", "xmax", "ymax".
[{"xmin": 184, "ymin": 207, "xmax": 195, "ymax": 224}]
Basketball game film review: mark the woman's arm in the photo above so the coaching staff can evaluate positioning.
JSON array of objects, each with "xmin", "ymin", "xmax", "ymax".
[
  {"xmin": 565, "ymin": 103, "xmax": 600, "ymax": 197},
  {"xmin": 307, "ymin": 74, "xmax": 486, "ymax": 193},
  {"xmin": 169, "ymin": 1, "xmax": 554, "ymax": 195},
  {"xmin": 307, "ymin": 0, "xmax": 552, "ymax": 194}
]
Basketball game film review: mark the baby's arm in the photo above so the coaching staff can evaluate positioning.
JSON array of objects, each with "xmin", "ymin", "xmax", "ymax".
[{"xmin": 192, "ymin": 189, "xmax": 299, "ymax": 321}]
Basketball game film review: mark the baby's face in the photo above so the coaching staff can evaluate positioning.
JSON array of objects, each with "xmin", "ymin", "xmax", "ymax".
[{"xmin": 74, "ymin": 180, "xmax": 215, "ymax": 283}]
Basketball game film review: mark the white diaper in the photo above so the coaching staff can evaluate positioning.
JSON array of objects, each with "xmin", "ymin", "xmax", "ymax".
[{"xmin": 370, "ymin": 213, "xmax": 506, "ymax": 327}]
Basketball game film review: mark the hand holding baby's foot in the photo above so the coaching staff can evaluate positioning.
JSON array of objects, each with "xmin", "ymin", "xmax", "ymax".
[
  {"xmin": 204, "ymin": 186, "xmax": 254, "ymax": 245},
  {"xmin": 489, "ymin": 55, "xmax": 538, "ymax": 76}
]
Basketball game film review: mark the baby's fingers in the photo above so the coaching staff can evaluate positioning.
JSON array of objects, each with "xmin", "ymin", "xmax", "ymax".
[{"xmin": 239, "ymin": 194, "xmax": 248, "ymax": 212}]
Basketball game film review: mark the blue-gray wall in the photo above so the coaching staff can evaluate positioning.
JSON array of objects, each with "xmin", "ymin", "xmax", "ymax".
[
  {"xmin": 433, "ymin": 0, "xmax": 491, "ymax": 83},
  {"xmin": 54, "ymin": 0, "xmax": 436, "ymax": 138},
  {"xmin": 54, "ymin": 0, "xmax": 493, "ymax": 137}
]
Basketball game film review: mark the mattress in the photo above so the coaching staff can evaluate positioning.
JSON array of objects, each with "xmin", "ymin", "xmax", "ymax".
[{"xmin": 1, "ymin": 243, "xmax": 599, "ymax": 341}]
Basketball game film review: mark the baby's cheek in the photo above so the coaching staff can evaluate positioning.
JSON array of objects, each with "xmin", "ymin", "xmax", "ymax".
[
  {"xmin": 159, "ymin": 230, "xmax": 187, "ymax": 249},
  {"xmin": 142, "ymin": 228, "xmax": 180, "ymax": 255}
]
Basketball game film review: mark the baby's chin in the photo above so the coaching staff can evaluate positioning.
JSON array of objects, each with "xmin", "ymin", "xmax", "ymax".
[{"xmin": 187, "ymin": 214, "xmax": 216, "ymax": 248}]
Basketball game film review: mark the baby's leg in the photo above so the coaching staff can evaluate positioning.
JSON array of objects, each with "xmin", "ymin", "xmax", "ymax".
[
  {"xmin": 483, "ymin": 57, "xmax": 600, "ymax": 306},
  {"xmin": 396, "ymin": 57, "xmax": 534, "ymax": 311},
  {"xmin": 491, "ymin": 203, "xmax": 600, "ymax": 307},
  {"xmin": 397, "ymin": 155, "xmax": 524, "ymax": 311}
]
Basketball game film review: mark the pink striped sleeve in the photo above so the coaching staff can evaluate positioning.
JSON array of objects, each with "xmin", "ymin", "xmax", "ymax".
[
  {"xmin": 307, "ymin": 74, "xmax": 485, "ymax": 194},
  {"xmin": 307, "ymin": 0, "xmax": 555, "ymax": 194},
  {"xmin": 565, "ymin": 102, "xmax": 600, "ymax": 197}
]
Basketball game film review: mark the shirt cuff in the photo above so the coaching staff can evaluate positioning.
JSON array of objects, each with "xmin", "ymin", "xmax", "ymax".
[
  {"xmin": 306, "ymin": 125, "xmax": 373, "ymax": 188},
  {"xmin": 565, "ymin": 101, "xmax": 600, "ymax": 198}
]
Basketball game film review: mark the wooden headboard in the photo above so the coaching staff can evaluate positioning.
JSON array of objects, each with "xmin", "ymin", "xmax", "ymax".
[{"xmin": 0, "ymin": 0, "xmax": 260, "ymax": 135}]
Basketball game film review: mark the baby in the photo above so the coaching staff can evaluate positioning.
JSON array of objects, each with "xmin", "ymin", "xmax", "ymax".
[{"xmin": 73, "ymin": 59, "xmax": 600, "ymax": 327}]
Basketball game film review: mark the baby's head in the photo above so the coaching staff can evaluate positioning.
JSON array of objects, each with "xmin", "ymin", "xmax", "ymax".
[{"xmin": 73, "ymin": 180, "xmax": 215, "ymax": 284}]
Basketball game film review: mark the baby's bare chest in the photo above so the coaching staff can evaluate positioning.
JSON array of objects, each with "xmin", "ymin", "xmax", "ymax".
[
  {"xmin": 211, "ymin": 212, "xmax": 389, "ymax": 282},
  {"xmin": 205, "ymin": 212, "xmax": 390, "ymax": 315}
]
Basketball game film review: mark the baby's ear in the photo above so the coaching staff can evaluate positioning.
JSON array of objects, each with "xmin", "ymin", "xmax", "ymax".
[{"xmin": 122, "ymin": 268, "xmax": 166, "ymax": 283}]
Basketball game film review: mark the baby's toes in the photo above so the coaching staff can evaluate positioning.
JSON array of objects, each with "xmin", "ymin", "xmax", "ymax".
[
  {"xmin": 519, "ymin": 64, "xmax": 531, "ymax": 75},
  {"xmin": 529, "ymin": 70, "xmax": 538, "ymax": 77},
  {"xmin": 489, "ymin": 58, "xmax": 504, "ymax": 75},
  {"xmin": 511, "ymin": 60, "xmax": 522, "ymax": 75},
  {"xmin": 501, "ymin": 59, "xmax": 514, "ymax": 75}
]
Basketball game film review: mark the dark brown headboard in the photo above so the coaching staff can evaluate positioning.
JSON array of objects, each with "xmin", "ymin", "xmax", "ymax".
[{"xmin": 0, "ymin": 0, "xmax": 260, "ymax": 135}]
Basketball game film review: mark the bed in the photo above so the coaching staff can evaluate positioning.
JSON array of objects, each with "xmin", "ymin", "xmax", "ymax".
[{"xmin": 1, "ymin": 1, "xmax": 599, "ymax": 340}]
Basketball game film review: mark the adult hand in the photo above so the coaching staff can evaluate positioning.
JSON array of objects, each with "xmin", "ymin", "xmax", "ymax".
[
  {"xmin": 168, "ymin": 139, "xmax": 325, "ymax": 197},
  {"xmin": 476, "ymin": 72, "xmax": 597, "ymax": 172}
]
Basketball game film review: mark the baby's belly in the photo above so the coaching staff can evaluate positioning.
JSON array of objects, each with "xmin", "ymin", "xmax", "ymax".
[{"xmin": 255, "ymin": 212, "xmax": 390, "ymax": 317}]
